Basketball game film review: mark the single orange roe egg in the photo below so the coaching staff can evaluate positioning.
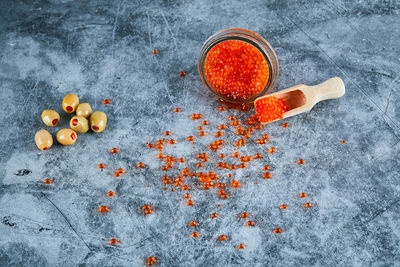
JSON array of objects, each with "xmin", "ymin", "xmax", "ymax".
[
  {"xmin": 137, "ymin": 162, "xmax": 146, "ymax": 168},
  {"xmin": 204, "ymin": 40, "xmax": 269, "ymax": 101},
  {"xmin": 231, "ymin": 179, "xmax": 241, "ymax": 188},
  {"xmin": 236, "ymin": 244, "xmax": 246, "ymax": 249},
  {"xmin": 272, "ymin": 227, "xmax": 283, "ymax": 234},
  {"xmin": 173, "ymin": 107, "xmax": 181, "ymax": 112},
  {"xmin": 110, "ymin": 148, "xmax": 120, "ymax": 154},
  {"xmin": 102, "ymin": 99, "xmax": 111, "ymax": 104},
  {"xmin": 108, "ymin": 238, "xmax": 120, "ymax": 245},
  {"xmin": 152, "ymin": 49, "xmax": 158, "ymax": 54},
  {"xmin": 297, "ymin": 159, "xmax": 306, "ymax": 164},
  {"xmin": 268, "ymin": 147, "xmax": 277, "ymax": 154},
  {"xmin": 43, "ymin": 178, "xmax": 53, "ymax": 184},
  {"xmin": 180, "ymin": 71, "xmax": 187, "ymax": 77},
  {"xmin": 255, "ymin": 96, "xmax": 287, "ymax": 123},
  {"xmin": 98, "ymin": 206, "xmax": 110, "ymax": 213},
  {"xmin": 106, "ymin": 191, "xmax": 116, "ymax": 197},
  {"xmin": 145, "ymin": 256, "xmax": 157, "ymax": 266},
  {"xmin": 217, "ymin": 235, "xmax": 228, "ymax": 241},
  {"xmin": 245, "ymin": 220, "xmax": 256, "ymax": 226},
  {"xmin": 210, "ymin": 213, "xmax": 220, "ymax": 218},
  {"xmin": 280, "ymin": 204, "xmax": 288, "ymax": 210},
  {"xmin": 97, "ymin": 163, "xmax": 107, "ymax": 169},
  {"xmin": 298, "ymin": 192, "xmax": 308, "ymax": 198},
  {"xmin": 239, "ymin": 212, "xmax": 250, "ymax": 218},
  {"xmin": 188, "ymin": 220, "xmax": 200, "ymax": 227},
  {"xmin": 281, "ymin": 123, "xmax": 290, "ymax": 128},
  {"xmin": 263, "ymin": 172, "xmax": 272, "ymax": 179},
  {"xmin": 304, "ymin": 202, "xmax": 314, "ymax": 208},
  {"xmin": 190, "ymin": 232, "xmax": 200, "ymax": 238}
]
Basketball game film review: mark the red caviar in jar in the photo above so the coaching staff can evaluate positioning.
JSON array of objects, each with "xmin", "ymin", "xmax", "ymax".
[
  {"xmin": 204, "ymin": 40, "xmax": 269, "ymax": 101},
  {"xmin": 272, "ymin": 227, "xmax": 283, "ymax": 234},
  {"xmin": 98, "ymin": 206, "xmax": 110, "ymax": 213},
  {"xmin": 145, "ymin": 256, "xmax": 157, "ymax": 266},
  {"xmin": 43, "ymin": 178, "xmax": 53, "ymax": 184},
  {"xmin": 255, "ymin": 96, "xmax": 287, "ymax": 124},
  {"xmin": 108, "ymin": 238, "xmax": 120, "ymax": 245}
]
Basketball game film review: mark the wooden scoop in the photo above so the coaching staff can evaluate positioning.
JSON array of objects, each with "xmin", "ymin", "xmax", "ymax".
[{"xmin": 255, "ymin": 77, "xmax": 345, "ymax": 123}]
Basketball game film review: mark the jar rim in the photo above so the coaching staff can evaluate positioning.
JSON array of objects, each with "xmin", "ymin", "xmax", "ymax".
[{"xmin": 198, "ymin": 28, "xmax": 279, "ymax": 104}]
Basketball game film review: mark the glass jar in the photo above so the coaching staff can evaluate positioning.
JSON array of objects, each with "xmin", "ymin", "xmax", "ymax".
[{"xmin": 198, "ymin": 28, "xmax": 279, "ymax": 104}]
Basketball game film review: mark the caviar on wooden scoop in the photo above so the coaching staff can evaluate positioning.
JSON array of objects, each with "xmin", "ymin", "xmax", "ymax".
[{"xmin": 41, "ymin": 110, "xmax": 60, "ymax": 126}]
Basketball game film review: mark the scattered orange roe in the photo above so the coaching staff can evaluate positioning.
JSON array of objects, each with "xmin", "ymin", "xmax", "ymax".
[
  {"xmin": 298, "ymin": 192, "xmax": 308, "ymax": 198},
  {"xmin": 218, "ymin": 124, "xmax": 227, "ymax": 130},
  {"xmin": 137, "ymin": 162, "xmax": 146, "ymax": 168},
  {"xmin": 97, "ymin": 163, "xmax": 107, "ymax": 169},
  {"xmin": 188, "ymin": 220, "xmax": 200, "ymax": 227},
  {"xmin": 163, "ymin": 131, "xmax": 171, "ymax": 136},
  {"xmin": 245, "ymin": 220, "xmax": 256, "ymax": 226},
  {"xmin": 198, "ymin": 131, "xmax": 207, "ymax": 136},
  {"xmin": 110, "ymin": 148, "xmax": 120, "ymax": 154},
  {"xmin": 178, "ymin": 158, "xmax": 185, "ymax": 163},
  {"xmin": 98, "ymin": 206, "xmax": 110, "ymax": 213},
  {"xmin": 180, "ymin": 71, "xmax": 187, "ymax": 77},
  {"xmin": 152, "ymin": 49, "xmax": 158, "ymax": 54},
  {"xmin": 102, "ymin": 99, "xmax": 111, "ymax": 104},
  {"xmin": 341, "ymin": 140, "xmax": 347, "ymax": 144},
  {"xmin": 157, "ymin": 153, "xmax": 164, "ymax": 159},
  {"xmin": 197, "ymin": 126, "xmax": 204, "ymax": 130},
  {"xmin": 231, "ymin": 120, "xmax": 241, "ymax": 126},
  {"xmin": 141, "ymin": 204, "xmax": 154, "ymax": 215},
  {"xmin": 263, "ymin": 165, "xmax": 270, "ymax": 170},
  {"xmin": 304, "ymin": 202, "xmax": 314, "ymax": 208},
  {"xmin": 145, "ymin": 256, "xmax": 157, "ymax": 266},
  {"xmin": 191, "ymin": 114, "xmax": 203, "ymax": 120},
  {"xmin": 202, "ymin": 120, "xmax": 209, "ymax": 125},
  {"xmin": 255, "ymin": 96, "xmax": 287, "ymax": 124},
  {"xmin": 268, "ymin": 147, "xmax": 277, "ymax": 154},
  {"xmin": 253, "ymin": 153, "xmax": 263, "ymax": 159},
  {"xmin": 190, "ymin": 232, "xmax": 200, "ymax": 238},
  {"xmin": 106, "ymin": 191, "xmax": 116, "ymax": 197},
  {"xmin": 173, "ymin": 107, "xmax": 181, "ymax": 112},
  {"xmin": 43, "ymin": 178, "xmax": 53, "ymax": 184},
  {"xmin": 239, "ymin": 212, "xmax": 250, "ymax": 218},
  {"xmin": 108, "ymin": 238, "xmax": 120, "ymax": 245},
  {"xmin": 236, "ymin": 244, "xmax": 246, "ymax": 249},
  {"xmin": 183, "ymin": 193, "xmax": 192, "ymax": 199},
  {"xmin": 272, "ymin": 227, "xmax": 283, "ymax": 234},
  {"xmin": 280, "ymin": 204, "xmax": 288, "ymax": 210},
  {"xmin": 218, "ymin": 189, "xmax": 229, "ymax": 199},
  {"xmin": 281, "ymin": 123, "xmax": 290, "ymax": 128},
  {"xmin": 231, "ymin": 179, "xmax": 241, "ymax": 188},
  {"xmin": 214, "ymin": 131, "xmax": 224, "ymax": 137},
  {"xmin": 217, "ymin": 106, "xmax": 227, "ymax": 111}
]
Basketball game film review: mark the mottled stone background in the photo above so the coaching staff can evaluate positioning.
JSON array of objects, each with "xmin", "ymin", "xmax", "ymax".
[{"xmin": 0, "ymin": 0, "xmax": 399, "ymax": 266}]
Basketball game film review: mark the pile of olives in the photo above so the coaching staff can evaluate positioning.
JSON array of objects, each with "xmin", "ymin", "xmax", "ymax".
[{"xmin": 35, "ymin": 94, "xmax": 107, "ymax": 151}]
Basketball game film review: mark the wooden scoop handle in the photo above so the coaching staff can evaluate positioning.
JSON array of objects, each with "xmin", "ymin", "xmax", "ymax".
[{"xmin": 312, "ymin": 77, "xmax": 345, "ymax": 102}]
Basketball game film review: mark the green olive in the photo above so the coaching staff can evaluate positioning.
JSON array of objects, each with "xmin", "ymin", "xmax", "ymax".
[
  {"xmin": 62, "ymin": 94, "xmax": 79, "ymax": 113},
  {"xmin": 90, "ymin": 111, "xmax": 107, "ymax": 133},
  {"xmin": 70, "ymin": 116, "xmax": 89, "ymax": 133},
  {"xmin": 56, "ymin": 129, "xmax": 77, "ymax": 145},
  {"xmin": 35, "ymin": 129, "xmax": 53, "ymax": 151},
  {"xmin": 76, "ymin": 103, "xmax": 92, "ymax": 118},
  {"xmin": 41, "ymin": 110, "xmax": 60, "ymax": 126}
]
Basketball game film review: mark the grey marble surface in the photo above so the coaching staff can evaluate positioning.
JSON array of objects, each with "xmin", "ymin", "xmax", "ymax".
[{"xmin": 1, "ymin": 0, "xmax": 399, "ymax": 266}]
